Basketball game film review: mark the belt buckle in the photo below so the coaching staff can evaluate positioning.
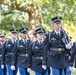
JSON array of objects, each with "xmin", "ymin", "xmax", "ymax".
[
  {"xmin": 8, "ymin": 53, "xmax": 12, "ymax": 54},
  {"xmin": 59, "ymin": 48, "xmax": 61, "ymax": 51},
  {"xmin": 25, "ymin": 54, "xmax": 28, "ymax": 56},
  {"xmin": 40, "ymin": 57, "xmax": 43, "ymax": 60}
]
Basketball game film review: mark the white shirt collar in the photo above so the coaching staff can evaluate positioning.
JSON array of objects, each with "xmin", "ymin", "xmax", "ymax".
[
  {"xmin": 54, "ymin": 31, "xmax": 60, "ymax": 34},
  {"xmin": 38, "ymin": 40, "xmax": 42, "ymax": 43},
  {"xmin": 22, "ymin": 39, "xmax": 27, "ymax": 42}
]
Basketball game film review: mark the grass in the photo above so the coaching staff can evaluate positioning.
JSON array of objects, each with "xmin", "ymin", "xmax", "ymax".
[{"xmin": 72, "ymin": 71, "xmax": 76, "ymax": 75}]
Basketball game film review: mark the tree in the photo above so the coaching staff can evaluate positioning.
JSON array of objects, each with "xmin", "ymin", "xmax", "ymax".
[
  {"xmin": 0, "ymin": 0, "xmax": 42, "ymax": 33},
  {"xmin": 0, "ymin": 0, "xmax": 76, "ymax": 39}
]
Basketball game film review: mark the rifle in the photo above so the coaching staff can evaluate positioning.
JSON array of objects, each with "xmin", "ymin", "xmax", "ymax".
[{"xmin": 60, "ymin": 25, "xmax": 69, "ymax": 44}]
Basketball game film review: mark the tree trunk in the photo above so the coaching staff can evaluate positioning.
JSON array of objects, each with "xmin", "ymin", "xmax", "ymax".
[
  {"xmin": 29, "ymin": 5, "xmax": 41, "ymax": 30},
  {"xmin": 28, "ymin": 4, "xmax": 41, "ymax": 39}
]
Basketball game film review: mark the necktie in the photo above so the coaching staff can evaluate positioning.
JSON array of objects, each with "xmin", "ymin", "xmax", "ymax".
[
  {"xmin": 57, "ymin": 33, "xmax": 60, "ymax": 36},
  {"xmin": 13, "ymin": 40, "xmax": 16, "ymax": 44},
  {"xmin": 39, "ymin": 41, "xmax": 41, "ymax": 45}
]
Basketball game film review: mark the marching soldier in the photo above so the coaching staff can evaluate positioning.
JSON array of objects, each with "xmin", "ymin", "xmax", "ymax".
[
  {"xmin": 16, "ymin": 27, "xmax": 31, "ymax": 75},
  {"xmin": 27, "ymin": 28, "xmax": 48, "ymax": 75},
  {"xmin": 42, "ymin": 16, "xmax": 71, "ymax": 75},
  {"xmin": 0, "ymin": 31, "xmax": 6, "ymax": 75},
  {"xmin": 2, "ymin": 29, "xmax": 18, "ymax": 75},
  {"xmin": 70, "ymin": 39, "xmax": 76, "ymax": 70}
]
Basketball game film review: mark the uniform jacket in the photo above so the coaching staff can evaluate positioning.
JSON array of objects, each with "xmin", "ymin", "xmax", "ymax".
[
  {"xmin": 42, "ymin": 30, "xmax": 70, "ymax": 69},
  {"xmin": 16, "ymin": 39, "xmax": 31, "ymax": 68},
  {"xmin": 27, "ymin": 41, "xmax": 47, "ymax": 73},
  {"xmin": 2, "ymin": 39, "xmax": 17, "ymax": 65},
  {"xmin": 0, "ymin": 42, "xmax": 4, "ymax": 65}
]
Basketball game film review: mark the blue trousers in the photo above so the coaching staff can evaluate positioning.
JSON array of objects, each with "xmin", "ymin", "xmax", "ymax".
[
  {"xmin": 3, "ymin": 66, "xmax": 7, "ymax": 75},
  {"xmin": 35, "ymin": 70, "xmax": 48, "ymax": 75},
  {"xmin": 52, "ymin": 68, "xmax": 64, "ymax": 75},
  {"xmin": 47, "ymin": 67, "xmax": 50, "ymax": 75},
  {"xmin": 0, "ymin": 66, "xmax": 3, "ymax": 75},
  {"xmin": 6, "ymin": 65, "xmax": 17, "ymax": 75},
  {"xmin": 64, "ymin": 68, "xmax": 71, "ymax": 75},
  {"xmin": 19, "ymin": 67, "xmax": 29, "ymax": 75}
]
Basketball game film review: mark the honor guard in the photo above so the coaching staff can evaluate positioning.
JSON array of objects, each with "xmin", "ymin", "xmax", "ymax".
[
  {"xmin": 3, "ymin": 29, "xmax": 18, "ymax": 75},
  {"xmin": 16, "ymin": 27, "xmax": 31, "ymax": 75},
  {"xmin": 42, "ymin": 16, "xmax": 71, "ymax": 75},
  {"xmin": 0, "ymin": 31, "xmax": 6, "ymax": 75},
  {"xmin": 27, "ymin": 28, "xmax": 48, "ymax": 75},
  {"xmin": 70, "ymin": 41, "xmax": 76, "ymax": 70}
]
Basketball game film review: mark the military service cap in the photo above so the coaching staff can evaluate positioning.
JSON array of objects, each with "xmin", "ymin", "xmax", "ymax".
[
  {"xmin": 51, "ymin": 16, "xmax": 62, "ymax": 24},
  {"xmin": 10, "ymin": 29, "xmax": 18, "ymax": 34},
  {"xmin": 19, "ymin": 27, "xmax": 28, "ymax": 34}
]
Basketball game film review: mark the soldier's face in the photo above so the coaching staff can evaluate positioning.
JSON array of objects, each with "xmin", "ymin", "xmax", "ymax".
[
  {"xmin": 21, "ymin": 33, "xmax": 27, "ymax": 39},
  {"xmin": 1, "ymin": 37, "xmax": 6, "ymax": 42},
  {"xmin": 0, "ymin": 37, "xmax": 2, "ymax": 41},
  {"xmin": 53, "ymin": 23, "xmax": 61, "ymax": 31},
  {"xmin": 11, "ymin": 34, "xmax": 17, "ymax": 39},
  {"xmin": 36, "ymin": 34, "xmax": 43, "ymax": 40}
]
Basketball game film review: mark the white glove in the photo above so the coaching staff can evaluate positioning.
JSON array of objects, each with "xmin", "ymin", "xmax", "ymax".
[
  {"xmin": 66, "ymin": 43, "xmax": 71, "ymax": 49},
  {"xmin": 11, "ymin": 65, "xmax": 15, "ymax": 70},
  {"xmin": 1, "ymin": 65, "xmax": 4, "ymax": 69},
  {"xmin": 69, "ymin": 67, "xmax": 75, "ymax": 71},
  {"xmin": 27, "ymin": 68, "xmax": 31, "ymax": 73},
  {"xmin": 42, "ymin": 65, "xmax": 47, "ymax": 70}
]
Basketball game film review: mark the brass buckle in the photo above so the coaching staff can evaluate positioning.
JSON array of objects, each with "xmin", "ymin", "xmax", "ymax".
[
  {"xmin": 20, "ymin": 53, "xmax": 28, "ymax": 56},
  {"xmin": 8, "ymin": 53, "xmax": 13, "ymax": 54},
  {"xmin": 39, "ymin": 57, "xmax": 43, "ymax": 60}
]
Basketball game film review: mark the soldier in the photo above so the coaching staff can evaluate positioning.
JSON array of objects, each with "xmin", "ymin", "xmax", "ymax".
[
  {"xmin": 70, "ymin": 40, "xmax": 76, "ymax": 70},
  {"xmin": 0, "ymin": 31, "xmax": 6, "ymax": 75},
  {"xmin": 42, "ymin": 16, "xmax": 71, "ymax": 75},
  {"xmin": 2, "ymin": 29, "xmax": 18, "ymax": 75},
  {"xmin": 16, "ymin": 27, "xmax": 31, "ymax": 75},
  {"xmin": 27, "ymin": 28, "xmax": 48, "ymax": 75}
]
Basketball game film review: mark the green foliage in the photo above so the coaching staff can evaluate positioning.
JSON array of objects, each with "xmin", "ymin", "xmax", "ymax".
[
  {"xmin": 0, "ymin": 0, "xmax": 76, "ymax": 40},
  {"xmin": 42, "ymin": 0, "xmax": 76, "ymax": 39}
]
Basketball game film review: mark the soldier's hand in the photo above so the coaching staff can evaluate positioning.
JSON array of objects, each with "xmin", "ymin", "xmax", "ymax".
[
  {"xmin": 11, "ymin": 65, "xmax": 15, "ymax": 70},
  {"xmin": 1, "ymin": 65, "xmax": 4, "ymax": 69},
  {"xmin": 27, "ymin": 68, "xmax": 31, "ymax": 73},
  {"xmin": 69, "ymin": 67, "xmax": 75, "ymax": 71},
  {"xmin": 66, "ymin": 43, "xmax": 71, "ymax": 49},
  {"xmin": 42, "ymin": 65, "xmax": 47, "ymax": 70}
]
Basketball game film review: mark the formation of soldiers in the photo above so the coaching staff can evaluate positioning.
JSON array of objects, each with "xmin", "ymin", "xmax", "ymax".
[{"xmin": 0, "ymin": 16, "xmax": 76, "ymax": 75}]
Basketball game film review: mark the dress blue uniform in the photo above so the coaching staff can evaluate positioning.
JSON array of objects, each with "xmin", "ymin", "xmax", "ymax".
[
  {"xmin": 2, "ymin": 29, "xmax": 18, "ymax": 75},
  {"xmin": 70, "ymin": 42, "xmax": 76, "ymax": 68},
  {"xmin": 27, "ymin": 28, "xmax": 48, "ymax": 75},
  {"xmin": 0, "ymin": 33, "xmax": 6, "ymax": 75},
  {"xmin": 16, "ymin": 27, "xmax": 31, "ymax": 75},
  {"xmin": 42, "ymin": 16, "xmax": 71, "ymax": 75}
]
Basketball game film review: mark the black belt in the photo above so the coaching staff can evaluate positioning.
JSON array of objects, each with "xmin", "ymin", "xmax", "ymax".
[
  {"xmin": 19, "ymin": 53, "xmax": 28, "ymax": 57},
  {"xmin": 50, "ymin": 48, "xmax": 65, "ymax": 51},
  {"xmin": 33, "ymin": 56, "xmax": 43, "ymax": 60}
]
